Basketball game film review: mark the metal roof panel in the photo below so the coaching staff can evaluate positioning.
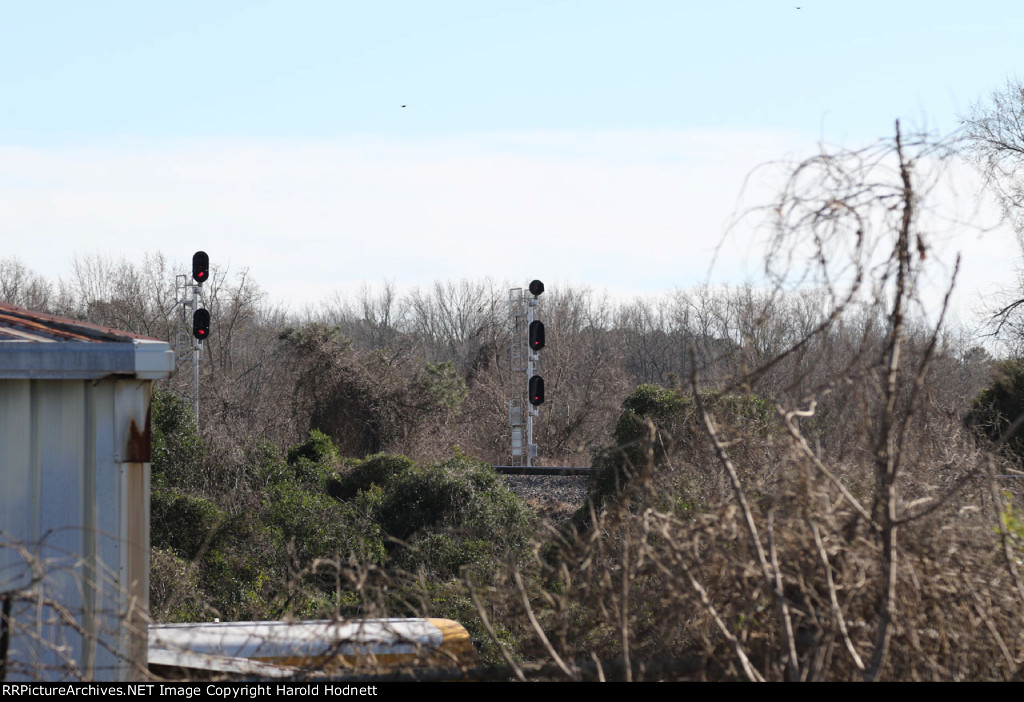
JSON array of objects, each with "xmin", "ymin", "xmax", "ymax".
[
  {"xmin": 0, "ymin": 304, "xmax": 175, "ymax": 379},
  {"xmin": 0, "ymin": 302, "xmax": 163, "ymax": 343}
]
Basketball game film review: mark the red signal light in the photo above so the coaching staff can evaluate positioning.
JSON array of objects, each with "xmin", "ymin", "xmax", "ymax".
[
  {"xmin": 192, "ymin": 308, "xmax": 211, "ymax": 340},
  {"xmin": 529, "ymin": 320, "xmax": 545, "ymax": 351},
  {"xmin": 528, "ymin": 375, "xmax": 544, "ymax": 406},
  {"xmin": 192, "ymin": 251, "xmax": 210, "ymax": 283}
]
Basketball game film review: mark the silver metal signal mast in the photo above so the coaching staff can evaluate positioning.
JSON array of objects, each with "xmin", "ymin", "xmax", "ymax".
[
  {"xmin": 509, "ymin": 280, "xmax": 545, "ymax": 467},
  {"xmin": 175, "ymin": 251, "xmax": 210, "ymax": 429}
]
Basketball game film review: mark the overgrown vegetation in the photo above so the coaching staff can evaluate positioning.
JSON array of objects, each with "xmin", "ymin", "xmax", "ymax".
[
  {"xmin": 148, "ymin": 421, "xmax": 535, "ymax": 627},
  {"xmin": 571, "ymin": 384, "xmax": 774, "ymax": 536},
  {"xmin": 5, "ymin": 120, "xmax": 1024, "ymax": 680}
]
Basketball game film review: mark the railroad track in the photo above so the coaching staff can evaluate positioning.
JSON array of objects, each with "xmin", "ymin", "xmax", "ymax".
[{"xmin": 492, "ymin": 465, "xmax": 594, "ymax": 476}]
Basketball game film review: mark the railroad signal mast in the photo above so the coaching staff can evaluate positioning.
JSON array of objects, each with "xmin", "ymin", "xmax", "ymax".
[
  {"xmin": 509, "ymin": 280, "xmax": 545, "ymax": 467},
  {"xmin": 175, "ymin": 251, "xmax": 211, "ymax": 429}
]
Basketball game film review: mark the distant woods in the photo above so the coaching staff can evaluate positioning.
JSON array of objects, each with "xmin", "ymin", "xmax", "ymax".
[{"xmin": 0, "ymin": 253, "xmax": 997, "ymax": 468}]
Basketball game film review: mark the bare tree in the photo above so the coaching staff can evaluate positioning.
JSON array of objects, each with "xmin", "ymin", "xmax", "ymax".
[
  {"xmin": 0, "ymin": 256, "xmax": 52, "ymax": 310},
  {"xmin": 963, "ymin": 78, "xmax": 1024, "ymax": 232},
  {"xmin": 407, "ymin": 279, "xmax": 499, "ymax": 372},
  {"xmin": 57, "ymin": 252, "xmax": 178, "ymax": 337},
  {"xmin": 962, "ymin": 79, "xmax": 1024, "ymax": 345}
]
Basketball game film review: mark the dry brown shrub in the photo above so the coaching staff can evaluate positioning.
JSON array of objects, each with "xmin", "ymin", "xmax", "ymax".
[{"xmin": 464, "ymin": 125, "xmax": 1024, "ymax": 681}]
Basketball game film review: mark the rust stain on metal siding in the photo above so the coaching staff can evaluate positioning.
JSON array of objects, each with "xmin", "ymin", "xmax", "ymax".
[{"xmin": 124, "ymin": 405, "xmax": 152, "ymax": 463}]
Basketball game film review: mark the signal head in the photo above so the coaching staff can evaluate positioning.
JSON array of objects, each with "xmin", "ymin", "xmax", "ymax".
[
  {"xmin": 528, "ymin": 279, "xmax": 544, "ymax": 297},
  {"xmin": 192, "ymin": 251, "xmax": 209, "ymax": 283},
  {"xmin": 528, "ymin": 375, "xmax": 545, "ymax": 406},
  {"xmin": 529, "ymin": 320, "xmax": 545, "ymax": 351},
  {"xmin": 192, "ymin": 308, "xmax": 211, "ymax": 340}
]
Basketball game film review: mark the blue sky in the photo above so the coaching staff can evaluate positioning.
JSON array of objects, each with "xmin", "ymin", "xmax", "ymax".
[{"xmin": 1, "ymin": 1, "xmax": 1021, "ymax": 326}]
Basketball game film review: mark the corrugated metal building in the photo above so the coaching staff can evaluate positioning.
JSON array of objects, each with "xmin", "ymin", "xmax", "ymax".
[{"xmin": 0, "ymin": 303, "xmax": 175, "ymax": 681}]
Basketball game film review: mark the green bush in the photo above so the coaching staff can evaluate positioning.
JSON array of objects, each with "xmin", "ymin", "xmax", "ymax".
[
  {"xmin": 151, "ymin": 487, "xmax": 226, "ymax": 560},
  {"xmin": 414, "ymin": 361, "xmax": 469, "ymax": 414},
  {"xmin": 265, "ymin": 479, "xmax": 387, "ymax": 566},
  {"xmin": 254, "ymin": 438, "xmax": 290, "ymax": 486},
  {"xmin": 150, "ymin": 389, "xmax": 204, "ymax": 490},
  {"xmin": 585, "ymin": 383, "xmax": 774, "ymax": 521},
  {"xmin": 282, "ymin": 430, "xmax": 344, "ymax": 490},
  {"xmin": 149, "ymin": 547, "xmax": 207, "ymax": 622},
  {"xmin": 196, "ymin": 518, "xmax": 279, "ymax": 620},
  {"xmin": 374, "ymin": 455, "xmax": 537, "ymax": 577},
  {"xmin": 150, "ymin": 442, "xmax": 535, "ymax": 623},
  {"xmin": 328, "ymin": 453, "xmax": 415, "ymax": 500},
  {"xmin": 287, "ymin": 428, "xmax": 340, "ymax": 466},
  {"xmin": 402, "ymin": 534, "xmax": 494, "ymax": 576},
  {"xmin": 966, "ymin": 359, "xmax": 1024, "ymax": 458}
]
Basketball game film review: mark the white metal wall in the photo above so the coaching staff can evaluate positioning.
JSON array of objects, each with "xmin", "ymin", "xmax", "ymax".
[{"xmin": 0, "ymin": 378, "xmax": 151, "ymax": 681}]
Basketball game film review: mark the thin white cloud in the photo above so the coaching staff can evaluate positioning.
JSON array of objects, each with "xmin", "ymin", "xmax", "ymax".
[{"xmin": 0, "ymin": 130, "xmax": 1013, "ymax": 331}]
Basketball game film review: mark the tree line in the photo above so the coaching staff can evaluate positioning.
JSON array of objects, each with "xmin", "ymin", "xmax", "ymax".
[{"xmin": 0, "ymin": 251, "xmax": 997, "ymax": 472}]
